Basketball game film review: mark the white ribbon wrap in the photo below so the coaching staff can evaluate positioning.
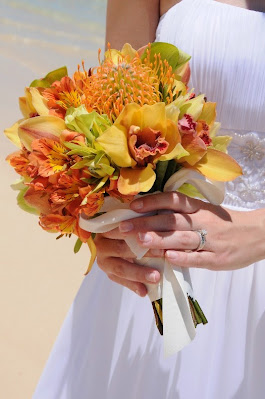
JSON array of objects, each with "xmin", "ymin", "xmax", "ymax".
[{"xmin": 79, "ymin": 169, "xmax": 225, "ymax": 357}]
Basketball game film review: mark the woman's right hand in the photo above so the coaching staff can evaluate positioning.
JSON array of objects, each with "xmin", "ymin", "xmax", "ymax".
[{"xmin": 94, "ymin": 229, "xmax": 161, "ymax": 297}]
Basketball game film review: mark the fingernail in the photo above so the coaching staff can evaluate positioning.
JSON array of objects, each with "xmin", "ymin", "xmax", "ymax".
[
  {"xmin": 166, "ymin": 250, "xmax": 178, "ymax": 260},
  {"xmin": 146, "ymin": 271, "xmax": 160, "ymax": 283},
  {"xmin": 131, "ymin": 200, "xmax": 143, "ymax": 210},
  {"xmin": 119, "ymin": 221, "xmax": 133, "ymax": 233},
  {"xmin": 135, "ymin": 290, "xmax": 141, "ymax": 296},
  {"xmin": 138, "ymin": 232, "xmax": 152, "ymax": 243}
]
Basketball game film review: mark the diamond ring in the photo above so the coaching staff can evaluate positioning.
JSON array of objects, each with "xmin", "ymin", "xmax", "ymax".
[{"xmin": 194, "ymin": 229, "xmax": 207, "ymax": 251}]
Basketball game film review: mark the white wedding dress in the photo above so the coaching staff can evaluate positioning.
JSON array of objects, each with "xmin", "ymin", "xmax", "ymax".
[{"xmin": 33, "ymin": 1, "xmax": 265, "ymax": 398}]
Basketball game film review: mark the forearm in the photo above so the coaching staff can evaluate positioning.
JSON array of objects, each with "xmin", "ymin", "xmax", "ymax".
[{"xmin": 105, "ymin": 0, "xmax": 160, "ymax": 50}]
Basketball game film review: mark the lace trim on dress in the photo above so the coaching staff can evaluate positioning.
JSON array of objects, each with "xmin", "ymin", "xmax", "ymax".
[{"xmin": 220, "ymin": 129, "xmax": 265, "ymax": 210}]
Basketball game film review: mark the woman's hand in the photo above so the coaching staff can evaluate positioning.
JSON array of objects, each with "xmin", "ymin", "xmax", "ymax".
[
  {"xmin": 94, "ymin": 228, "xmax": 161, "ymax": 297},
  {"xmin": 95, "ymin": 192, "xmax": 265, "ymax": 296},
  {"xmin": 125, "ymin": 192, "xmax": 265, "ymax": 270}
]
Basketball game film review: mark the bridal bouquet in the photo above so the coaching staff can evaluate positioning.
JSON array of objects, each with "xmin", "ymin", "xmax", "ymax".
[{"xmin": 5, "ymin": 42, "xmax": 241, "ymax": 355}]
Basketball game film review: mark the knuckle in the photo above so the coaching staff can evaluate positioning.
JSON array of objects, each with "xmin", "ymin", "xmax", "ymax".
[
  {"xmin": 135, "ymin": 268, "xmax": 146, "ymax": 283},
  {"xmin": 178, "ymin": 231, "xmax": 192, "ymax": 247},
  {"xmin": 166, "ymin": 213, "xmax": 178, "ymax": 230},
  {"xmin": 107, "ymin": 273, "xmax": 116, "ymax": 282},
  {"xmin": 113, "ymin": 262, "xmax": 125, "ymax": 278},
  {"xmin": 169, "ymin": 191, "xmax": 179, "ymax": 206}
]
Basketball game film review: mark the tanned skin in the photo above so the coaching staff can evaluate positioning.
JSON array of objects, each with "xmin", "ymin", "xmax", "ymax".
[{"xmin": 106, "ymin": 0, "xmax": 265, "ymax": 50}]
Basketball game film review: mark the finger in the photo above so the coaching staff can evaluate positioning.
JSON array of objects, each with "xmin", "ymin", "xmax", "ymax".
[
  {"xmin": 97, "ymin": 257, "xmax": 161, "ymax": 285},
  {"xmin": 100, "ymin": 227, "xmax": 124, "ymax": 240},
  {"xmin": 95, "ymin": 236, "xmax": 166, "ymax": 258},
  {"xmin": 95, "ymin": 236, "xmax": 136, "ymax": 258},
  {"xmin": 119, "ymin": 213, "xmax": 193, "ymax": 234},
  {"xmin": 165, "ymin": 250, "xmax": 216, "ymax": 269},
  {"xmin": 137, "ymin": 230, "xmax": 210, "ymax": 251},
  {"xmin": 130, "ymin": 192, "xmax": 204, "ymax": 214},
  {"xmin": 108, "ymin": 274, "xmax": 147, "ymax": 297}
]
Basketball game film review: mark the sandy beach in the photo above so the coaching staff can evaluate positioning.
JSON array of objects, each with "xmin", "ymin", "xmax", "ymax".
[{"xmin": 0, "ymin": 1, "xmax": 106, "ymax": 397}]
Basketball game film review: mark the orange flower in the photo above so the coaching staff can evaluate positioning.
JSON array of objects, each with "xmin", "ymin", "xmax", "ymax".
[
  {"xmin": 43, "ymin": 77, "xmax": 83, "ymax": 118},
  {"xmin": 39, "ymin": 213, "xmax": 91, "ymax": 242},
  {"xmin": 77, "ymin": 52, "xmax": 161, "ymax": 122},
  {"xmin": 78, "ymin": 187, "xmax": 104, "ymax": 217},
  {"xmin": 106, "ymin": 178, "xmax": 134, "ymax": 203},
  {"xmin": 6, "ymin": 150, "xmax": 38, "ymax": 178},
  {"xmin": 24, "ymin": 186, "xmax": 52, "ymax": 214},
  {"xmin": 29, "ymin": 138, "xmax": 69, "ymax": 177}
]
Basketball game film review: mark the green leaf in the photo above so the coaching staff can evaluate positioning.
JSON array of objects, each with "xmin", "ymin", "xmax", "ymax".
[
  {"xmin": 177, "ymin": 183, "xmax": 205, "ymax": 199},
  {"xmin": 65, "ymin": 106, "xmax": 111, "ymax": 143},
  {"xmin": 71, "ymin": 159, "xmax": 91, "ymax": 169},
  {"xmin": 141, "ymin": 42, "xmax": 191, "ymax": 72},
  {"xmin": 17, "ymin": 188, "xmax": 40, "ymax": 215},
  {"xmin": 30, "ymin": 67, "xmax": 68, "ymax": 88},
  {"xmin": 90, "ymin": 175, "xmax": 109, "ymax": 194},
  {"xmin": 154, "ymin": 161, "xmax": 168, "ymax": 192},
  {"xmin": 81, "ymin": 176, "xmax": 108, "ymax": 203},
  {"xmin": 11, "ymin": 178, "xmax": 28, "ymax": 191},
  {"xmin": 94, "ymin": 151, "xmax": 105, "ymax": 165},
  {"xmin": 74, "ymin": 238, "xmax": 83, "ymax": 254},
  {"xmin": 97, "ymin": 163, "xmax": 115, "ymax": 175},
  {"xmin": 177, "ymin": 48, "xmax": 192, "ymax": 68},
  {"xmin": 65, "ymin": 142, "xmax": 97, "ymax": 156}
]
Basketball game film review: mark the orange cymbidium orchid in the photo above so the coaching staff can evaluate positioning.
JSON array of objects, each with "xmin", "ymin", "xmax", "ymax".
[
  {"xmin": 97, "ymin": 102, "xmax": 188, "ymax": 195},
  {"xmin": 176, "ymin": 101, "xmax": 242, "ymax": 181}
]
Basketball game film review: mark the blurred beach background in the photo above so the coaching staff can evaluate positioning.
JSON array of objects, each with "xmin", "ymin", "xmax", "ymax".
[{"xmin": 0, "ymin": 0, "xmax": 106, "ymax": 397}]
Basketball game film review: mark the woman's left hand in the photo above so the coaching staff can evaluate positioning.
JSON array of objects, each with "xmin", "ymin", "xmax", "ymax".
[{"xmin": 119, "ymin": 192, "xmax": 265, "ymax": 271}]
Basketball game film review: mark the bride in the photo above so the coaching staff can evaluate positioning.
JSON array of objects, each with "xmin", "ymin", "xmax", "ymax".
[{"xmin": 33, "ymin": 1, "xmax": 265, "ymax": 398}]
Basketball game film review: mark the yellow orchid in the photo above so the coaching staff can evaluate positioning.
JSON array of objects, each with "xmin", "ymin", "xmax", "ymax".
[
  {"xmin": 97, "ymin": 102, "xmax": 188, "ymax": 195},
  {"xmin": 4, "ymin": 87, "xmax": 49, "ymax": 148},
  {"xmin": 19, "ymin": 87, "xmax": 49, "ymax": 118},
  {"xmin": 170, "ymin": 98, "xmax": 242, "ymax": 180},
  {"xmin": 104, "ymin": 43, "xmax": 137, "ymax": 64},
  {"xmin": 18, "ymin": 115, "xmax": 66, "ymax": 151}
]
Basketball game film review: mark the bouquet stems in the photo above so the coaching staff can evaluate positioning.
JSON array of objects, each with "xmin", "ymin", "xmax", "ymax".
[{"xmin": 152, "ymin": 296, "xmax": 207, "ymax": 335}]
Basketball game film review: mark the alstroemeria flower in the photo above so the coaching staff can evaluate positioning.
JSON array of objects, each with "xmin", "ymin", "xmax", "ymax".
[
  {"xmin": 43, "ymin": 76, "xmax": 83, "ymax": 119},
  {"xmin": 29, "ymin": 138, "xmax": 69, "ymax": 177},
  {"xmin": 97, "ymin": 102, "xmax": 188, "ymax": 194},
  {"xmin": 6, "ymin": 149, "xmax": 38, "ymax": 178},
  {"xmin": 39, "ymin": 214, "xmax": 91, "ymax": 242}
]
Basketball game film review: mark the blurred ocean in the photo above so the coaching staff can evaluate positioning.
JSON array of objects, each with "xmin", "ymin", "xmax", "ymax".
[
  {"xmin": 0, "ymin": 0, "xmax": 107, "ymax": 150},
  {"xmin": 0, "ymin": 3, "xmax": 106, "ymax": 397}
]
